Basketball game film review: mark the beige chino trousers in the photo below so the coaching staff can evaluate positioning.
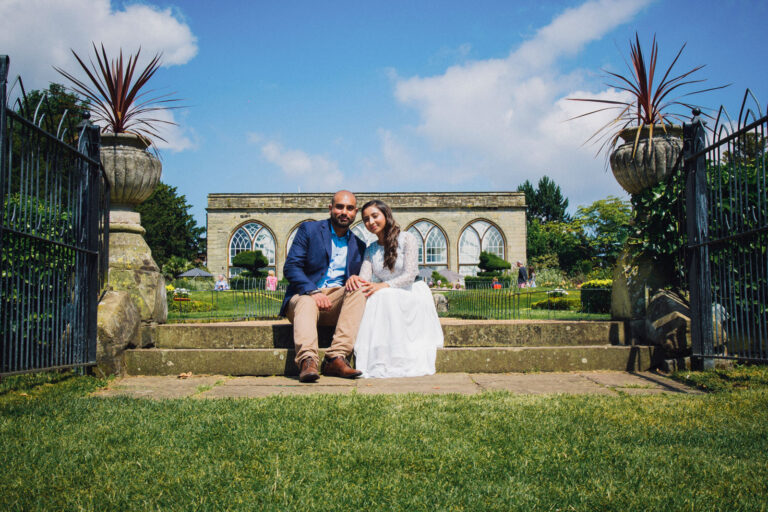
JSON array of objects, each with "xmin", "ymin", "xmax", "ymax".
[{"xmin": 284, "ymin": 286, "xmax": 366, "ymax": 365}]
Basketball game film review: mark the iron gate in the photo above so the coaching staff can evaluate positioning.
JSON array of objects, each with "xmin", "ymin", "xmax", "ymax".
[
  {"xmin": 684, "ymin": 92, "xmax": 768, "ymax": 365},
  {"xmin": 1, "ymin": 55, "xmax": 110, "ymax": 376}
]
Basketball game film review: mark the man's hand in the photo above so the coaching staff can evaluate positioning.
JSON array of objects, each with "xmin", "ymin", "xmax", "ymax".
[
  {"xmin": 345, "ymin": 275, "xmax": 369, "ymax": 292},
  {"xmin": 312, "ymin": 292, "xmax": 333, "ymax": 311},
  {"xmin": 360, "ymin": 281, "xmax": 389, "ymax": 298}
]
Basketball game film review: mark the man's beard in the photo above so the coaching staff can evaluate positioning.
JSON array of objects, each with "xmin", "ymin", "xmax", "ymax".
[{"xmin": 331, "ymin": 215, "xmax": 352, "ymax": 229}]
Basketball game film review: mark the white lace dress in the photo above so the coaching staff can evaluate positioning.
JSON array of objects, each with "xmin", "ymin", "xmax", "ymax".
[{"xmin": 354, "ymin": 231, "xmax": 444, "ymax": 378}]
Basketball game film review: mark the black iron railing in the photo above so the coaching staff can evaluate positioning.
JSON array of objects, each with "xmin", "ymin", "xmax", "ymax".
[
  {"xmin": 1, "ymin": 55, "xmax": 110, "ymax": 376},
  {"xmin": 167, "ymin": 278, "xmax": 611, "ymax": 323},
  {"xmin": 684, "ymin": 92, "xmax": 768, "ymax": 364}
]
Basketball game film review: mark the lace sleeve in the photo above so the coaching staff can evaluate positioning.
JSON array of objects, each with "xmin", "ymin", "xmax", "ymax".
[
  {"xmin": 384, "ymin": 232, "xmax": 418, "ymax": 289},
  {"xmin": 358, "ymin": 244, "xmax": 373, "ymax": 282}
]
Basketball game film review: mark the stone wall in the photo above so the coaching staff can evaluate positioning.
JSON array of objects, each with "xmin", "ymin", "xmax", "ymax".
[{"xmin": 207, "ymin": 192, "xmax": 527, "ymax": 279}]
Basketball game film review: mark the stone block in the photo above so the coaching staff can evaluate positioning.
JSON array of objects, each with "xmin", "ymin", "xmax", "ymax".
[{"xmin": 96, "ymin": 290, "xmax": 141, "ymax": 377}]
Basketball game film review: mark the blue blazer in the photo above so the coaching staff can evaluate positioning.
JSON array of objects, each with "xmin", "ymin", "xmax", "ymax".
[{"xmin": 280, "ymin": 219, "xmax": 367, "ymax": 317}]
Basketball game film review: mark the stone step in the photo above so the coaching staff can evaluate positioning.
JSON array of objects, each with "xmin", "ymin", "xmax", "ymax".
[
  {"xmin": 125, "ymin": 345, "xmax": 653, "ymax": 376},
  {"xmin": 145, "ymin": 319, "xmax": 626, "ymax": 349}
]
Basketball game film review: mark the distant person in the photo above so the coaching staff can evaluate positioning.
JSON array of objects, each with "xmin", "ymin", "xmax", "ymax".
[
  {"xmin": 528, "ymin": 268, "xmax": 536, "ymax": 288},
  {"xmin": 215, "ymin": 274, "xmax": 229, "ymax": 291},
  {"xmin": 516, "ymin": 261, "xmax": 528, "ymax": 288},
  {"xmin": 265, "ymin": 269, "xmax": 278, "ymax": 291},
  {"xmin": 492, "ymin": 277, "xmax": 502, "ymax": 290}
]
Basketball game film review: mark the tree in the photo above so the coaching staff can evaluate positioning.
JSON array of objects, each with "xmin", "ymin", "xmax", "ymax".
[
  {"xmin": 15, "ymin": 83, "xmax": 89, "ymax": 139},
  {"xmin": 232, "ymin": 250, "xmax": 269, "ymax": 277},
  {"xmin": 572, "ymin": 196, "xmax": 632, "ymax": 268},
  {"xmin": 517, "ymin": 176, "xmax": 570, "ymax": 223},
  {"xmin": 136, "ymin": 182, "xmax": 205, "ymax": 268},
  {"xmin": 526, "ymin": 219, "xmax": 590, "ymax": 274}
]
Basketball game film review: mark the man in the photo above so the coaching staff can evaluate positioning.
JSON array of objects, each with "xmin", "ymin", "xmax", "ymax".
[
  {"xmin": 280, "ymin": 190, "xmax": 368, "ymax": 383},
  {"xmin": 516, "ymin": 261, "xmax": 528, "ymax": 288}
]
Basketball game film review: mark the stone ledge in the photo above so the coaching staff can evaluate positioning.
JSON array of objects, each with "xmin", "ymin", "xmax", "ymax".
[
  {"xmin": 145, "ymin": 319, "xmax": 627, "ymax": 349},
  {"xmin": 124, "ymin": 345, "xmax": 653, "ymax": 376},
  {"xmin": 207, "ymin": 192, "xmax": 526, "ymax": 210}
]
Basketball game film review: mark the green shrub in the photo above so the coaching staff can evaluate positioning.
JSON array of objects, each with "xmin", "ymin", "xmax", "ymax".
[
  {"xmin": 431, "ymin": 271, "xmax": 444, "ymax": 285},
  {"xmin": 464, "ymin": 276, "xmax": 513, "ymax": 289},
  {"xmin": 580, "ymin": 279, "xmax": 612, "ymax": 313},
  {"xmin": 531, "ymin": 297, "xmax": 580, "ymax": 310},
  {"xmin": 232, "ymin": 250, "xmax": 268, "ymax": 275},
  {"xmin": 479, "ymin": 251, "xmax": 511, "ymax": 273},
  {"xmin": 169, "ymin": 300, "xmax": 217, "ymax": 313},
  {"xmin": 535, "ymin": 268, "xmax": 566, "ymax": 287}
]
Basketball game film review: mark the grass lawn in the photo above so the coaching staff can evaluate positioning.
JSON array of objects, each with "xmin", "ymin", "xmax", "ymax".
[{"xmin": 2, "ymin": 368, "xmax": 767, "ymax": 511}]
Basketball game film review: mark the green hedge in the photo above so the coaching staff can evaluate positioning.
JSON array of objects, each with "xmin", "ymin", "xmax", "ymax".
[
  {"xmin": 169, "ymin": 300, "xmax": 217, "ymax": 313},
  {"xmin": 531, "ymin": 297, "xmax": 580, "ymax": 311},
  {"xmin": 464, "ymin": 276, "xmax": 513, "ymax": 289},
  {"xmin": 580, "ymin": 279, "xmax": 612, "ymax": 313}
]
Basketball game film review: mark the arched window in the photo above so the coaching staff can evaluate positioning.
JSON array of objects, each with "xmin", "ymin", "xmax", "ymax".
[
  {"xmin": 228, "ymin": 222, "xmax": 276, "ymax": 277},
  {"xmin": 285, "ymin": 220, "xmax": 315, "ymax": 257},
  {"xmin": 459, "ymin": 220, "xmax": 505, "ymax": 276},
  {"xmin": 351, "ymin": 222, "xmax": 377, "ymax": 247},
  {"xmin": 406, "ymin": 220, "xmax": 447, "ymax": 269}
]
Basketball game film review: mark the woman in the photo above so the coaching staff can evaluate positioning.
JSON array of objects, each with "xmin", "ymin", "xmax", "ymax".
[
  {"xmin": 346, "ymin": 200, "xmax": 444, "ymax": 378},
  {"xmin": 265, "ymin": 269, "xmax": 278, "ymax": 291}
]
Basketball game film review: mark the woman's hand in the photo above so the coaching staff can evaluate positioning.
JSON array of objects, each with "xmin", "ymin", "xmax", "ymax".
[
  {"xmin": 360, "ymin": 281, "xmax": 389, "ymax": 297},
  {"xmin": 346, "ymin": 274, "xmax": 369, "ymax": 292}
]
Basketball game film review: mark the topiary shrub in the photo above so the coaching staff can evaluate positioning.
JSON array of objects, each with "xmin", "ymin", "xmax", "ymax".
[
  {"xmin": 232, "ymin": 250, "xmax": 269, "ymax": 277},
  {"xmin": 478, "ymin": 251, "xmax": 511, "ymax": 276},
  {"xmin": 531, "ymin": 297, "xmax": 580, "ymax": 310},
  {"xmin": 580, "ymin": 279, "xmax": 612, "ymax": 313}
]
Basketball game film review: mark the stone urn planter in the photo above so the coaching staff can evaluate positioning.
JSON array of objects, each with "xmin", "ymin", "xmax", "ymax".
[
  {"xmin": 100, "ymin": 133, "xmax": 162, "ymax": 226},
  {"xmin": 609, "ymin": 125, "xmax": 683, "ymax": 194},
  {"xmin": 100, "ymin": 132, "xmax": 167, "ymax": 324}
]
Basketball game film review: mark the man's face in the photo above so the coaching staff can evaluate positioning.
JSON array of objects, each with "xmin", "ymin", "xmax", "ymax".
[{"xmin": 329, "ymin": 192, "xmax": 357, "ymax": 230}]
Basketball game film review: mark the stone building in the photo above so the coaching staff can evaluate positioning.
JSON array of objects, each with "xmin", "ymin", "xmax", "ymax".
[{"xmin": 206, "ymin": 192, "xmax": 526, "ymax": 279}]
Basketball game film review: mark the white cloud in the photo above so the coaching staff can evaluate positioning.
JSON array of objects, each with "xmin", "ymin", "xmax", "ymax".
[
  {"xmin": 0, "ymin": 0, "xmax": 198, "ymax": 152},
  {"xmin": 0, "ymin": 0, "xmax": 198, "ymax": 89},
  {"xmin": 392, "ymin": 0, "xmax": 652, "ymax": 206},
  {"xmin": 260, "ymin": 140, "xmax": 344, "ymax": 190}
]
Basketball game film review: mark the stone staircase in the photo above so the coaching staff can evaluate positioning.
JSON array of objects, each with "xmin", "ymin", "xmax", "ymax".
[{"xmin": 125, "ymin": 319, "xmax": 654, "ymax": 376}]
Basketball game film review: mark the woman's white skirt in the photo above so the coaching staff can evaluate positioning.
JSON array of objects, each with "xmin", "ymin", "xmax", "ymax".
[{"xmin": 354, "ymin": 281, "xmax": 444, "ymax": 378}]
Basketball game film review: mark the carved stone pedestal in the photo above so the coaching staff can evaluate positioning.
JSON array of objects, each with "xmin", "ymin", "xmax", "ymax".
[{"xmin": 108, "ymin": 209, "xmax": 167, "ymax": 323}]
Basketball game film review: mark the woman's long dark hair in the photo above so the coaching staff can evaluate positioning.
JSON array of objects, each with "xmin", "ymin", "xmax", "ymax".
[{"xmin": 362, "ymin": 199, "xmax": 400, "ymax": 271}]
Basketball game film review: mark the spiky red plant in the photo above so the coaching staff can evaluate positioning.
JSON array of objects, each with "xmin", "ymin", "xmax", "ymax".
[
  {"xmin": 569, "ymin": 33, "xmax": 727, "ymax": 156},
  {"xmin": 55, "ymin": 43, "xmax": 180, "ymax": 145}
]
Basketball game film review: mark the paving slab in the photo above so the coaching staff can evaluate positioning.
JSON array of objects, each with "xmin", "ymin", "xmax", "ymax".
[
  {"xmin": 356, "ymin": 373, "xmax": 480, "ymax": 395},
  {"xmin": 471, "ymin": 373, "xmax": 616, "ymax": 395},
  {"xmin": 93, "ymin": 372, "xmax": 702, "ymax": 399},
  {"xmin": 199, "ymin": 384, "xmax": 353, "ymax": 398},
  {"xmin": 580, "ymin": 371, "xmax": 703, "ymax": 394},
  {"xmin": 196, "ymin": 375, "xmax": 356, "ymax": 398},
  {"xmin": 92, "ymin": 375, "xmax": 223, "ymax": 399}
]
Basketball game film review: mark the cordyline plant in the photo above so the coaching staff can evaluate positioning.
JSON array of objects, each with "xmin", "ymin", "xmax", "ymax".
[
  {"xmin": 54, "ymin": 43, "xmax": 180, "ymax": 146},
  {"xmin": 569, "ymin": 33, "xmax": 727, "ymax": 157}
]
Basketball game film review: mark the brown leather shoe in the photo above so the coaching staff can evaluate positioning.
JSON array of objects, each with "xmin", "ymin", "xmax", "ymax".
[
  {"xmin": 321, "ymin": 355, "xmax": 363, "ymax": 379},
  {"xmin": 298, "ymin": 358, "xmax": 319, "ymax": 383}
]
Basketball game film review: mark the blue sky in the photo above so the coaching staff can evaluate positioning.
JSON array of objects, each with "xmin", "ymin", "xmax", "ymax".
[{"xmin": 2, "ymin": 0, "xmax": 767, "ymax": 227}]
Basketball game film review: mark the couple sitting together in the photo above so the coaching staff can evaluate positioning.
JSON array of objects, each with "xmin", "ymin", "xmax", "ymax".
[{"xmin": 279, "ymin": 190, "xmax": 444, "ymax": 382}]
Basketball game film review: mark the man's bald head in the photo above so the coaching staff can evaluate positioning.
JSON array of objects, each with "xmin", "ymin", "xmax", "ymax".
[{"xmin": 328, "ymin": 190, "xmax": 358, "ymax": 234}]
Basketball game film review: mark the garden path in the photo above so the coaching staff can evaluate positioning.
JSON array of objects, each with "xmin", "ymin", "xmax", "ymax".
[{"xmin": 93, "ymin": 371, "xmax": 701, "ymax": 399}]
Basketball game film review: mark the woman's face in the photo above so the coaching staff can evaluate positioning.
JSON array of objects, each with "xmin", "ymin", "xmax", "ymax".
[{"xmin": 362, "ymin": 206, "xmax": 387, "ymax": 237}]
